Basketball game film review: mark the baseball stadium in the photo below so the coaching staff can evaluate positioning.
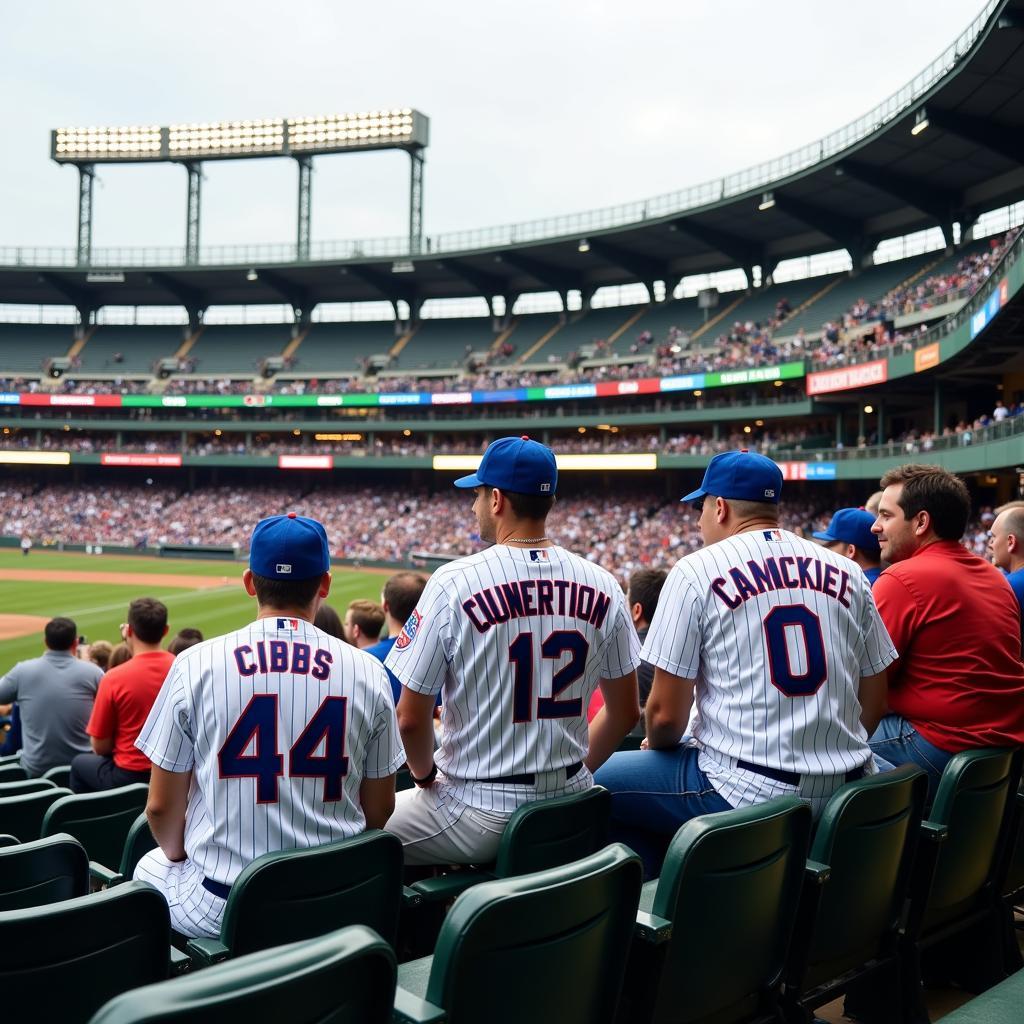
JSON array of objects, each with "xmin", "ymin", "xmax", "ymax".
[{"xmin": 1, "ymin": 0, "xmax": 1024, "ymax": 1020}]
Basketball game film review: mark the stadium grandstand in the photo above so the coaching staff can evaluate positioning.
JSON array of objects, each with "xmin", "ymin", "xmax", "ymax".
[{"xmin": 2, "ymin": 1, "xmax": 1024, "ymax": 1020}]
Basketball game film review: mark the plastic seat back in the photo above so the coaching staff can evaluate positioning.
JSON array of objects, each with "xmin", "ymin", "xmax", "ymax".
[
  {"xmin": 42, "ymin": 765, "xmax": 72, "ymax": 788},
  {"xmin": 922, "ymin": 748, "xmax": 1020, "ymax": 934},
  {"xmin": 798, "ymin": 766, "xmax": 928, "ymax": 989},
  {"xmin": 0, "ymin": 881, "xmax": 170, "ymax": 1021},
  {"xmin": 0, "ymin": 779, "xmax": 56, "ymax": 797},
  {"xmin": 426, "ymin": 843, "xmax": 642, "ymax": 1024},
  {"xmin": 223, "ymin": 829, "xmax": 404, "ymax": 956},
  {"xmin": 649, "ymin": 797, "xmax": 812, "ymax": 1024},
  {"xmin": 40, "ymin": 784, "xmax": 149, "ymax": 867},
  {"xmin": 0, "ymin": 787, "xmax": 73, "ymax": 842},
  {"xmin": 119, "ymin": 813, "xmax": 157, "ymax": 880},
  {"xmin": 0, "ymin": 832, "xmax": 90, "ymax": 910},
  {"xmin": 0, "ymin": 763, "xmax": 28, "ymax": 783},
  {"xmin": 88, "ymin": 924, "xmax": 396, "ymax": 1024},
  {"xmin": 495, "ymin": 785, "xmax": 611, "ymax": 877}
]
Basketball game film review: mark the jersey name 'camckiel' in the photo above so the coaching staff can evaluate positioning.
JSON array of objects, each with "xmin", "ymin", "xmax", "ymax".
[
  {"xmin": 462, "ymin": 578, "xmax": 613, "ymax": 633},
  {"xmin": 711, "ymin": 551, "xmax": 853, "ymax": 610}
]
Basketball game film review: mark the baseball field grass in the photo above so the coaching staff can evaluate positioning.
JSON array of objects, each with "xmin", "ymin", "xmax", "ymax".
[{"xmin": 0, "ymin": 548, "xmax": 388, "ymax": 675}]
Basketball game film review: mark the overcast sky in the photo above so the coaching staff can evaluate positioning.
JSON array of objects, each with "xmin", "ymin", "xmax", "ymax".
[{"xmin": 0, "ymin": 1, "xmax": 984, "ymax": 255}]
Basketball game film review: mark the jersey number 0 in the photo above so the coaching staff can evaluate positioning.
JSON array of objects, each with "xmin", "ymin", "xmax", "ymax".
[{"xmin": 218, "ymin": 694, "xmax": 350, "ymax": 803}]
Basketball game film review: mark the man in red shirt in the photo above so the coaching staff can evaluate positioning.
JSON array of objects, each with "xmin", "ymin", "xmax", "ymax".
[
  {"xmin": 69, "ymin": 598, "xmax": 174, "ymax": 792},
  {"xmin": 870, "ymin": 464, "xmax": 1024, "ymax": 798}
]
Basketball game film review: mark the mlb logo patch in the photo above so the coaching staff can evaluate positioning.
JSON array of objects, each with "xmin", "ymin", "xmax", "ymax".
[
  {"xmin": 394, "ymin": 609, "xmax": 422, "ymax": 651},
  {"xmin": 276, "ymin": 617, "xmax": 300, "ymax": 630},
  {"xmin": 540, "ymin": 482, "xmax": 552, "ymax": 492},
  {"xmin": 763, "ymin": 529, "xmax": 783, "ymax": 542},
  {"xmin": 276, "ymin": 563, "xmax": 292, "ymax": 574},
  {"xmin": 529, "ymin": 549, "xmax": 549, "ymax": 561},
  {"xmin": 764, "ymin": 488, "xmax": 776, "ymax": 498}
]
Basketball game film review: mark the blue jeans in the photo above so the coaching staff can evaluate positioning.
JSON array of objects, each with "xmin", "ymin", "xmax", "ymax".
[
  {"xmin": 594, "ymin": 745, "xmax": 732, "ymax": 878},
  {"xmin": 868, "ymin": 714, "xmax": 952, "ymax": 802}
]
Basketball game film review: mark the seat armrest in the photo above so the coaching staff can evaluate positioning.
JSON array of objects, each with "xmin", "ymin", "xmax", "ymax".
[
  {"xmin": 409, "ymin": 870, "xmax": 493, "ymax": 904},
  {"xmin": 169, "ymin": 945, "xmax": 192, "ymax": 975},
  {"xmin": 186, "ymin": 937, "xmax": 230, "ymax": 967},
  {"xmin": 804, "ymin": 859, "xmax": 831, "ymax": 885},
  {"xmin": 919, "ymin": 820, "xmax": 949, "ymax": 844},
  {"xmin": 634, "ymin": 910, "xmax": 673, "ymax": 944},
  {"xmin": 393, "ymin": 986, "xmax": 447, "ymax": 1023},
  {"xmin": 90, "ymin": 861, "xmax": 123, "ymax": 887},
  {"xmin": 403, "ymin": 886, "xmax": 424, "ymax": 908}
]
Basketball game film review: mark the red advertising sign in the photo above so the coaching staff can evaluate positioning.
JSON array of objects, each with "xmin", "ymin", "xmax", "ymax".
[
  {"xmin": 101, "ymin": 453, "xmax": 183, "ymax": 467},
  {"xmin": 21, "ymin": 393, "xmax": 121, "ymax": 407},
  {"xmin": 277, "ymin": 455, "xmax": 334, "ymax": 470},
  {"xmin": 806, "ymin": 359, "xmax": 888, "ymax": 396}
]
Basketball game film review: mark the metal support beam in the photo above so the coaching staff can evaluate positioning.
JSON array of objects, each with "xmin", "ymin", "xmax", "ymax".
[
  {"xmin": 76, "ymin": 164, "xmax": 95, "ymax": 267},
  {"xmin": 771, "ymin": 195, "xmax": 867, "ymax": 259},
  {"xmin": 184, "ymin": 162, "xmax": 202, "ymax": 265},
  {"xmin": 148, "ymin": 272, "xmax": 207, "ymax": 314},
  {"xmin": 436, "ymin": 259, "xmax": 508, "ymax": 301},
  {"xmin": 670, "ymin": 218, "xmax": 758, "ymax": 269},
  {"xmin": 928, "ymin": 110, "xmax": 1024, "ymax": 167},
  {"xmin": 586, "ymin": 238, "xmax": 666, "ymax": 286},
  {"xmin": 498, "ymin": 251, "xmax": 576, "ymax": 293},
  {"xmin": 934, "ymin": 381, "xmax": 943, "ymax": 435},
  {"xmin": 38, "ymin": 271, "xmax": 88, "ymax": 310},
  {"xmin": 408, "ymin": 148, "xmax": 425, "ymax": 255},
  {"xmin": 296, "ymin": 155, "xmax": 313, "ymax": 262},
  {"xmin": 260, "ymin": 269, "xmax": 312, "ymax": 312},
  {"xmin": 837, "ymin": 161, "xmax": 960, "ymax": 242}
]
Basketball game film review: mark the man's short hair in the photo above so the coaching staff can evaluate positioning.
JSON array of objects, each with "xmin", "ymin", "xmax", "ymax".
[
  {"xmin": 504, "ymin": 490, "xmax": 556, "ymax": 521},
  {"xmin": 879, "ymin": 464, "xmax": 970, "ymax": 541},
  {"xmin": 627, "ymin": 569, "xmax": 668, "ymax": 626},
  {"xmin": 383, "ymin": 572, "xmax": 428, "ymax": 627},
  {"xmin": 44, "ymin": 617, "xmax": 77, "ymax": 651},
  {"xmin": 1000, "ymin": 506, "xmax": 1024, "ymax": 544},
  {"xmin": 252, "ymin": 572, "xmax": 323, "ymax": 611},
  {"xmin": 995, "ymin": 499, "xmax": 1024, "ymax": 515},
  {"xmin": 127, "ymin": 598, "xmax": 169, "ymax": 645},
  {"xmin": 167, "ymin": 628, "xmax": 203, "ymax": 656},
  {"xmin": 722, "ymin": 496, "xmax": 780, "ymax": 521},
  {"xmin": 347, "ymin": 599, "xmax": 385, "ymax": 639}
]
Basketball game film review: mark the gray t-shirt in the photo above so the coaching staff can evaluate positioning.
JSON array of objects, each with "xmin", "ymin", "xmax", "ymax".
[{"xmin": 0, "ymin": 650, "xmax": 102, "ymax": 776}]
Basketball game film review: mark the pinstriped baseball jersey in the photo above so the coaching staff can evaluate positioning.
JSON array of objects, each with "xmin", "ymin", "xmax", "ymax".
[
  {"xmin": 136, "ymin": 616, "xmax": 404, "ymax": 887},
  {"xmin": 642, "ymin": 528, "xmax": 896, "ymax": 808},
  {"xmin": 385, "ymin": 544, "xmax": 641, "ymax": 812}
]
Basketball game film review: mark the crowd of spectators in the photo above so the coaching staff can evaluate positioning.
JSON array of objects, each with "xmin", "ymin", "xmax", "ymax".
[{"xmin": 0, "ymin": 480, "xmax": 1000, "ymax": 583}]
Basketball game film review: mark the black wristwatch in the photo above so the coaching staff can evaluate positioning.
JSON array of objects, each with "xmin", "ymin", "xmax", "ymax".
[{"xmin": 410, "ymin": 763, "xmax": 437, "ymax": 788}]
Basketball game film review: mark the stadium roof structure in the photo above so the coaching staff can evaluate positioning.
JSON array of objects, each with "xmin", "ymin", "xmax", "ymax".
[{"xmin": 2, "ymin": 0, "xmax": 1024, "ymax": 315}]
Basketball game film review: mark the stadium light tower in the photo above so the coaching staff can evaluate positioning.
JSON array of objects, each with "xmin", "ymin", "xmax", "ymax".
[{"xmin": 51, "ymin": 110, "xmax": 430, "ymax": 265}]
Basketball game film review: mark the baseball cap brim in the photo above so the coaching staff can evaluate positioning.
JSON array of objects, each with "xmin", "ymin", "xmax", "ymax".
[
  {"xmin": 680, "ymin": 486, "xmax": 707, "ymax": 504},
  {"xmin": 811, "ymin": 530, "xmax": 837, "ymax": 542},
  {"xmin": 454, "ymin": 473, "xmax": 483, "ymax": 488}
]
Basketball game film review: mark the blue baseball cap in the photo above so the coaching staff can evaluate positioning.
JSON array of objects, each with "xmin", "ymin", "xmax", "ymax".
[
  {"xmin": 681, "ymin": 450, "xmax": 783, "ymax": 505},
  {"xmin": 454, "ymin": 435, "xmax": 557, "ymax": 495},
  {"xmin": 813, "ymin": 507, "xmax": 881, "ymax": 556},
  {"xmin": 249, "ymin": 513, "xmax": 330, "ymax": 580}
]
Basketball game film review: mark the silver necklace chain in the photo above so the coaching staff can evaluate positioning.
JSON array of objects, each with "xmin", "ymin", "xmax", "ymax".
[{"xmin": 506, "ymin": 536, "xmax": 550, "ymax": 544}]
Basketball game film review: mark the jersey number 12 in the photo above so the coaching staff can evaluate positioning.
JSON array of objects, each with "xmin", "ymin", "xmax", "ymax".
[
  {"xmin": 218, "ymin": 694, "xmax": 349, "ymax": 803},
  {"xmin": 509, "ymin": 630, "xmax": 590, "ymax": 722}
]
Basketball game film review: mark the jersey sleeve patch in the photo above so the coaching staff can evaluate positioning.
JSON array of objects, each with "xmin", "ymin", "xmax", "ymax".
[{"xmin": 393, "ymin": 609, "xmax": 422, "ymax": 652}]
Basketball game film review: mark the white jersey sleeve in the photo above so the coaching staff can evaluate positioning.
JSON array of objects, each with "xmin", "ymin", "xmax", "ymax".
[
  {"xmin": 641, "ymin": 564, "xmax": 703, "ymax": 679},
  {"xmin": 363, "ymin": 669, "xmax": 407, "ymax": 779},
  {"xmin": 385, "ymin": 571, "xmax": 454, "ymax": 698},
  {"xmin": 136, "ymin": 662, "xmax": 195, "ymax": 773},
  {"xmin": 858, "ymin": 591, "xmax": 898, "ymax": 676},
  {"xmin": 598, "ymin": 600, "xmax": 642, "ymax": 679}
]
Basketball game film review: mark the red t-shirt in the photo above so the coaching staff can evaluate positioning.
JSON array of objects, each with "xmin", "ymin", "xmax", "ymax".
[
  {"xmin": 873, "ymin": 540, "xmax": 1024, "ymax": 753},
  {"xmin": 87, "ymin": 650, "xmax": 175, "ymax": 771}
]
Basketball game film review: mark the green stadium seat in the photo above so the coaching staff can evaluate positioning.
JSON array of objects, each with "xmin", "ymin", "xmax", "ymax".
[
  {"xmin": 0, "ymin": 881, "xmax": 171, "ymax": 1022},
  {"xmin": 0, "ymin": 778, "xmax": 57, "ymax": 797},
  {"xmin": 42, "ymin": 765, "xmax": 72, "ymax": 787},
  {"xmin": 0, "ymin": 832, "xmax": 90, "ymax": 910},
  {"xmin": 40, "ymin": 784, "xmax": 150, "ymax": 871},
  {"xmin": 0, "ymin": 763, "xmax": 28, "ymax": 782},
  {"xmin": 394, "ymin": 843, "xmax": 643, "ymax": 1024},
  {"xmin": 621, "ymin": 796, "xmax": 811, "ymax": 1024},
  {"xmin": 782, "ymin": 766, "xmax": 928, "ymax": 1021},
  {"xmin": 186, "ymin": 829, "xmax": 405, "ymax": 968},
  {"xmin": 0, "ymin": 786, "xmax": 73, "ymax": 842},
  {"xmin": 91, "ymin": 812, "xmax": 157, "ymax": 888},
  {"xmin": 927, "ymin": 968, "xmax": 1024, "ymax": 1024},
  {"xmin": 409, "ymin": 786, "xmax": 611, "ymax": 907},
  {"xmin": 0, "ymin": 752, "xmax": 22, "ymax": 765},
  {"xmin": 0, "ymin": 834, "xmax": 20, "ymax": 848},
  {"xmin": 88, "ymin": 924, "xmax": 397, "ymax": 1024},
  {"xmin": 899, "ymin": 748, "xmax": 1023, "ymax": 1018}
]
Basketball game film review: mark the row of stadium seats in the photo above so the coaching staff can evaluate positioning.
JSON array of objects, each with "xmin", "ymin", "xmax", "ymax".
[
  {"xmin": 3, "ymin": 236, "xmax": 1009, "ymax": 381},
  {"xmin": 0, "ymin": 745, "xmax": 1020, "ymax": 1021}
]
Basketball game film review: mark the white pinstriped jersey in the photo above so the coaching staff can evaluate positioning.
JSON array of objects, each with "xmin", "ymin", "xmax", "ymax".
[
  {"xmin": 136, "ymin": 616, "xmax": 404, "ymax": 887},
  {"xmin": 643, "ymin": 528, "xmax": 896, "ymax": 810},
  {"xmin": 385, "ymin": 544, "xmax": 641, "ymax": 812}
]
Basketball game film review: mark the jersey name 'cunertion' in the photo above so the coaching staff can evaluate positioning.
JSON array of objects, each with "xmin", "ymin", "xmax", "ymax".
[
  {"xmin": 643, "ymin": 529, "xmax": 897, "ymax": 782},
  {"xmin": 136, "ymin": 617, "xmax": 404, "ymax": 887},
  {"xmin": 385, "ymin": 545, "xmax": 640, "ymax": 811}
]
